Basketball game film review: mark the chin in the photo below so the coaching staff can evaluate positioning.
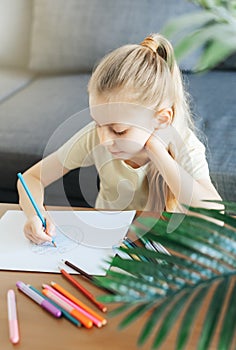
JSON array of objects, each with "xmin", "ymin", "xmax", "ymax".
[{"xmin": 110, "ymin": 151, "xmax": 130, "ymax": 159}]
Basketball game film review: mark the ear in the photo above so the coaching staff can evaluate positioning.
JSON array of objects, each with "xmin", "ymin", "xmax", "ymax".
[{"xmin": 152, "ymin": 108, "xmax": 173, "ymax": 129}]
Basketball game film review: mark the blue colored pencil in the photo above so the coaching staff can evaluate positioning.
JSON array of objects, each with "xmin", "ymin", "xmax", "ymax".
[{"xmin": 17, "ymin": 172, "xmax": 56, "ymax": 247}]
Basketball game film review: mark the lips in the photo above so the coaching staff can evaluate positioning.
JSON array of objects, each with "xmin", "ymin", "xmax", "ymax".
[
  {"xmin": 108, "ymin": 147, "xmax": 120, "ymax": 153},
  {"xmin": 111, "ymin": 151, "xmax": 123, "ymax": 155},
  {"xmin": 109, "ymin": 149, "xmax": 124, "ymax": 156}
]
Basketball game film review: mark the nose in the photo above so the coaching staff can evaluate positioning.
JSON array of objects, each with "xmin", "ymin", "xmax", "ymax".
[{"xmin": 99, "ymin": 126, "xmax": 114, "ymax": 146}]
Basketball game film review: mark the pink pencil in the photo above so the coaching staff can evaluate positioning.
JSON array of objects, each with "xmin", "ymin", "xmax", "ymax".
[
  {"xmin": 42, "ymin": 284, "xmax": 103, "ymax": 328},
  {"xmin": 42, "ymin": 289, "xmax": 92, "ymax": 329},
  {"xmin": 7, "ymin": 290, "xmax": 20, "ymax": 344}
]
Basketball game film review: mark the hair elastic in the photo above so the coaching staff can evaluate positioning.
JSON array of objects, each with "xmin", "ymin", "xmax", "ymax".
[
  {"xmin": 140, "ymin": 37, "xmax": 158, "ymax": 54},
  {"xmin": 141, "ymin": 36, "xmax": 169, "ymax": 63}
]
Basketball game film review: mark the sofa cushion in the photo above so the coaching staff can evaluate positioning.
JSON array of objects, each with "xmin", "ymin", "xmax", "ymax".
[
  {"xmin": 185, "ymin": 71, "xmax": 236, "ymax": 201},
  {"xmin": 0, "ymin": 73, "xmax": 96, "ymax": 205},
  {"xmin": 0, "ymin": 0, "xmax": 32, "ymax": 68},
  {"xmin": 0, "ymin": 73, "xmax": 90, "ymax": 156},
  {"xmin": 0, "ymin": 69, "xmax": 34, "ymax": 103},
  {"xmin": 29, "ymin": 0, "xmax": 198, "ymax": 74}
]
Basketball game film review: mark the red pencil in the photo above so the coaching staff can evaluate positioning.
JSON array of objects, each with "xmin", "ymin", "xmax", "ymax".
[{"xmin": 60, "ymin": 268, "xmax": 107, "ymax": 313}]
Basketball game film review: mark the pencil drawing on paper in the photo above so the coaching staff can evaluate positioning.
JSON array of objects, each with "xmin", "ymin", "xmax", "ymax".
[{"xmin": 30, "ymin": 225, "xmax": 84, "ymax": 255}]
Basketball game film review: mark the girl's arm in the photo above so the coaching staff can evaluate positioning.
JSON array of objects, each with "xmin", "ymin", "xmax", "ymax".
[
  {"xmin": 145, "ymin": 134, "xmax": 222, "ymax": 211},
  {"xmin": 17, "ymin": 152, "xmax": 69, "ymax": 243}
]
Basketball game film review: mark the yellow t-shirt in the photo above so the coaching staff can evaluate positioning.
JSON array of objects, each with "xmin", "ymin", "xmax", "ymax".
[{"xmin": 56, "ymin": 121, "xmax": 210, "ymax": 211}]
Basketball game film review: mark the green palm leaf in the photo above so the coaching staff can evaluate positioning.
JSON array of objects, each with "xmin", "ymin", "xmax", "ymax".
[
  {"xmin": 176, "ymin": 285, "xmax": 209, "ymax": 350},
  {"xmin": 118, "ymin": 301, "xmax": 157, "ymax": 330},
  {"xmin": 197, "ymin": 277, "xmax": 231, "ymax": 349},
  {"xmin": 151, "ymin": 290, "xmax": 193, "ymax": 349},
  {"xmin": 137, "ymin": 298, "xmax": 171, "ymax": 346},
  {"xmin": 161, "ymin": 11, "xmax": 217, "ymax": 38},
  {"xmin": 218, "ymin": 279, "xmax": 236, "ymax": 349},
  {"xmin": 95, "ymin": 202, "xmax": 236, "ymax": 349}
]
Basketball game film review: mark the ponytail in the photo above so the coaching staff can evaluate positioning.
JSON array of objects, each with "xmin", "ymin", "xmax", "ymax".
[{"xmin": 140, "ymin": 34, "xmax": 175, "ymax": 73}]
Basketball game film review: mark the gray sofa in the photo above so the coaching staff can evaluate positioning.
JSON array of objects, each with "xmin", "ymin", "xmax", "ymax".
[{"xmin": 0, "ymin": 0, "xmax": 235, "ymax": 207}]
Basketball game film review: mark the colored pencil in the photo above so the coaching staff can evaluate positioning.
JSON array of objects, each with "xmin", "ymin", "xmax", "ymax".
[
  {"xmin": 50, "ymin": 281, "xmax": 107, "ymax": 325},
  {"xmin": 17, "ymin": 172, "xmax": 56, "ymax": 247},
  {"xmin": 16, "ymin": 281, "xmax": 61, "ymax": 318},
  {"xmin": 29, "ymin": 285, "xmax": 81, "ymax": 328},
  {"xmin": 121, "ymin": 242, "xmax": 141, "ymax": 261},
  {"xmin": 61, "ymin": 259, "xmax": 116, "ymax": 295},
  {"xmin": 123, "ymin": 239, "xmax": 153, "ymax": 262},
  {"xmin": 61, "ymin": 259, "xmax": 93, "ymax": 280},
  {"xmin": 7, "ymin": 290, "xmax": 20, "ymax": 344},
  {"xmin": 59, "ymin": 268, "xmax": 107, "ymax": 312},
  {"xmin": 42, "ymin": 289, "xmax": 93, "ymax": 329},
  {"xmin": 43, "ymin": 284, "xmax": 103, "ymax": 328}
]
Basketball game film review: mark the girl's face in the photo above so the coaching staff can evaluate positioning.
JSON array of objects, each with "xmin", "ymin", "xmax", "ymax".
[{"xmin": 89, "ymin": 95, "xmax": 156, "ymax": 161}]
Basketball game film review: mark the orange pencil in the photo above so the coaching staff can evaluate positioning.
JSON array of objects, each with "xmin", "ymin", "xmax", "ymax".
[
  {"xmin": 50, "ymin": 281, "xmax": 107, "ymax": 325},
  {"xmin": 60, "ymin": 268, "xmax": 107, "ymax": 312},
  {"xmin": 42, "ymin": 289, "xmax": 93, "ymax": 329},
  {"xmin": 43, "ymin": 284, "xmax": 103, "ymax": 328}
]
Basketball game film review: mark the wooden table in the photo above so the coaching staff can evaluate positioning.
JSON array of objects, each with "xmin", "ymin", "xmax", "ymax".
[{"xmin": 0, "ymin": 203, "xmax": 218, "ymax": 350}]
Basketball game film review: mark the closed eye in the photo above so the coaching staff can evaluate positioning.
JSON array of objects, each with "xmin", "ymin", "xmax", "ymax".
[
  {"xmin": 94, "ymin": 121, "xmax": 127, "ymax": 135},
  {"xmin": 109, "ymin": 126, "xmax": 128, "ymax": 135},
  {"xmin": 113, "ymin": 129, "xmax": 127, "ymax": 135}
]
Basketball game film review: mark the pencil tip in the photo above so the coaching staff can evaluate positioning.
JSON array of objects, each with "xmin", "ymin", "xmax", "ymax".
[{"xmin": 52, "ymin": 240, "xmax": 57, "ymax": 247}]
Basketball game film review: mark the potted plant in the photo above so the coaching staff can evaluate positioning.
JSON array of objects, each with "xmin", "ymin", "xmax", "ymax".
[
  {"xmin": 95, "ymin": 203, "xmax": 236, "ymax": 349},
  {"xmin": 161, "ymin": 0, "xmax": 236, "ymax": 71}
]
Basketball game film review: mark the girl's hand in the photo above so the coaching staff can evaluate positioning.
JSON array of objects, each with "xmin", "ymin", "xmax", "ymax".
[
  {"xmin": 23, "ymin": 215, "xmax": 56, "ymax": 244},
  {"xmin": 145, "ymin": 125, "xmax": 175, "ymax": 153}
]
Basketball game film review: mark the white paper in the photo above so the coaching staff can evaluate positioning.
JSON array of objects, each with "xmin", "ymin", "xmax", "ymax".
[{"xmin": 0, "ymin": 210, "xmax": 136, "ymax": 275}]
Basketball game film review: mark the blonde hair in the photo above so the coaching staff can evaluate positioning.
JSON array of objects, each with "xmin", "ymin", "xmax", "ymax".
[{"xmin": 88, "ymin": 33, "xmax": 194, "ymax": 212}]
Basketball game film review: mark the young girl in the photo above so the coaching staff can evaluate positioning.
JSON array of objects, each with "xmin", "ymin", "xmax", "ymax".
[{"xmin": 17, "ymin": 33, "xmax": 222, "ymax": 244}]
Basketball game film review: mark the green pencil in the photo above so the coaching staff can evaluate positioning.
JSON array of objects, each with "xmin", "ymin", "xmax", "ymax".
[{"xmin": 28, "ymin": 285, "xmax": 81, "ymax": 328}]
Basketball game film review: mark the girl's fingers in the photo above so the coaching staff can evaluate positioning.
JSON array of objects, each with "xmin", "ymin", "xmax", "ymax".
[
  {"xmin": 45, "ymin": 220, "xmax": 56, "ymax": 237},
  {"xmin": 25, "ymin": 232, "xmax": 45, "ymax": 245},
  {"xmin": 24, "ymin": 216, "xmax": 52, "ymax": 244}
]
